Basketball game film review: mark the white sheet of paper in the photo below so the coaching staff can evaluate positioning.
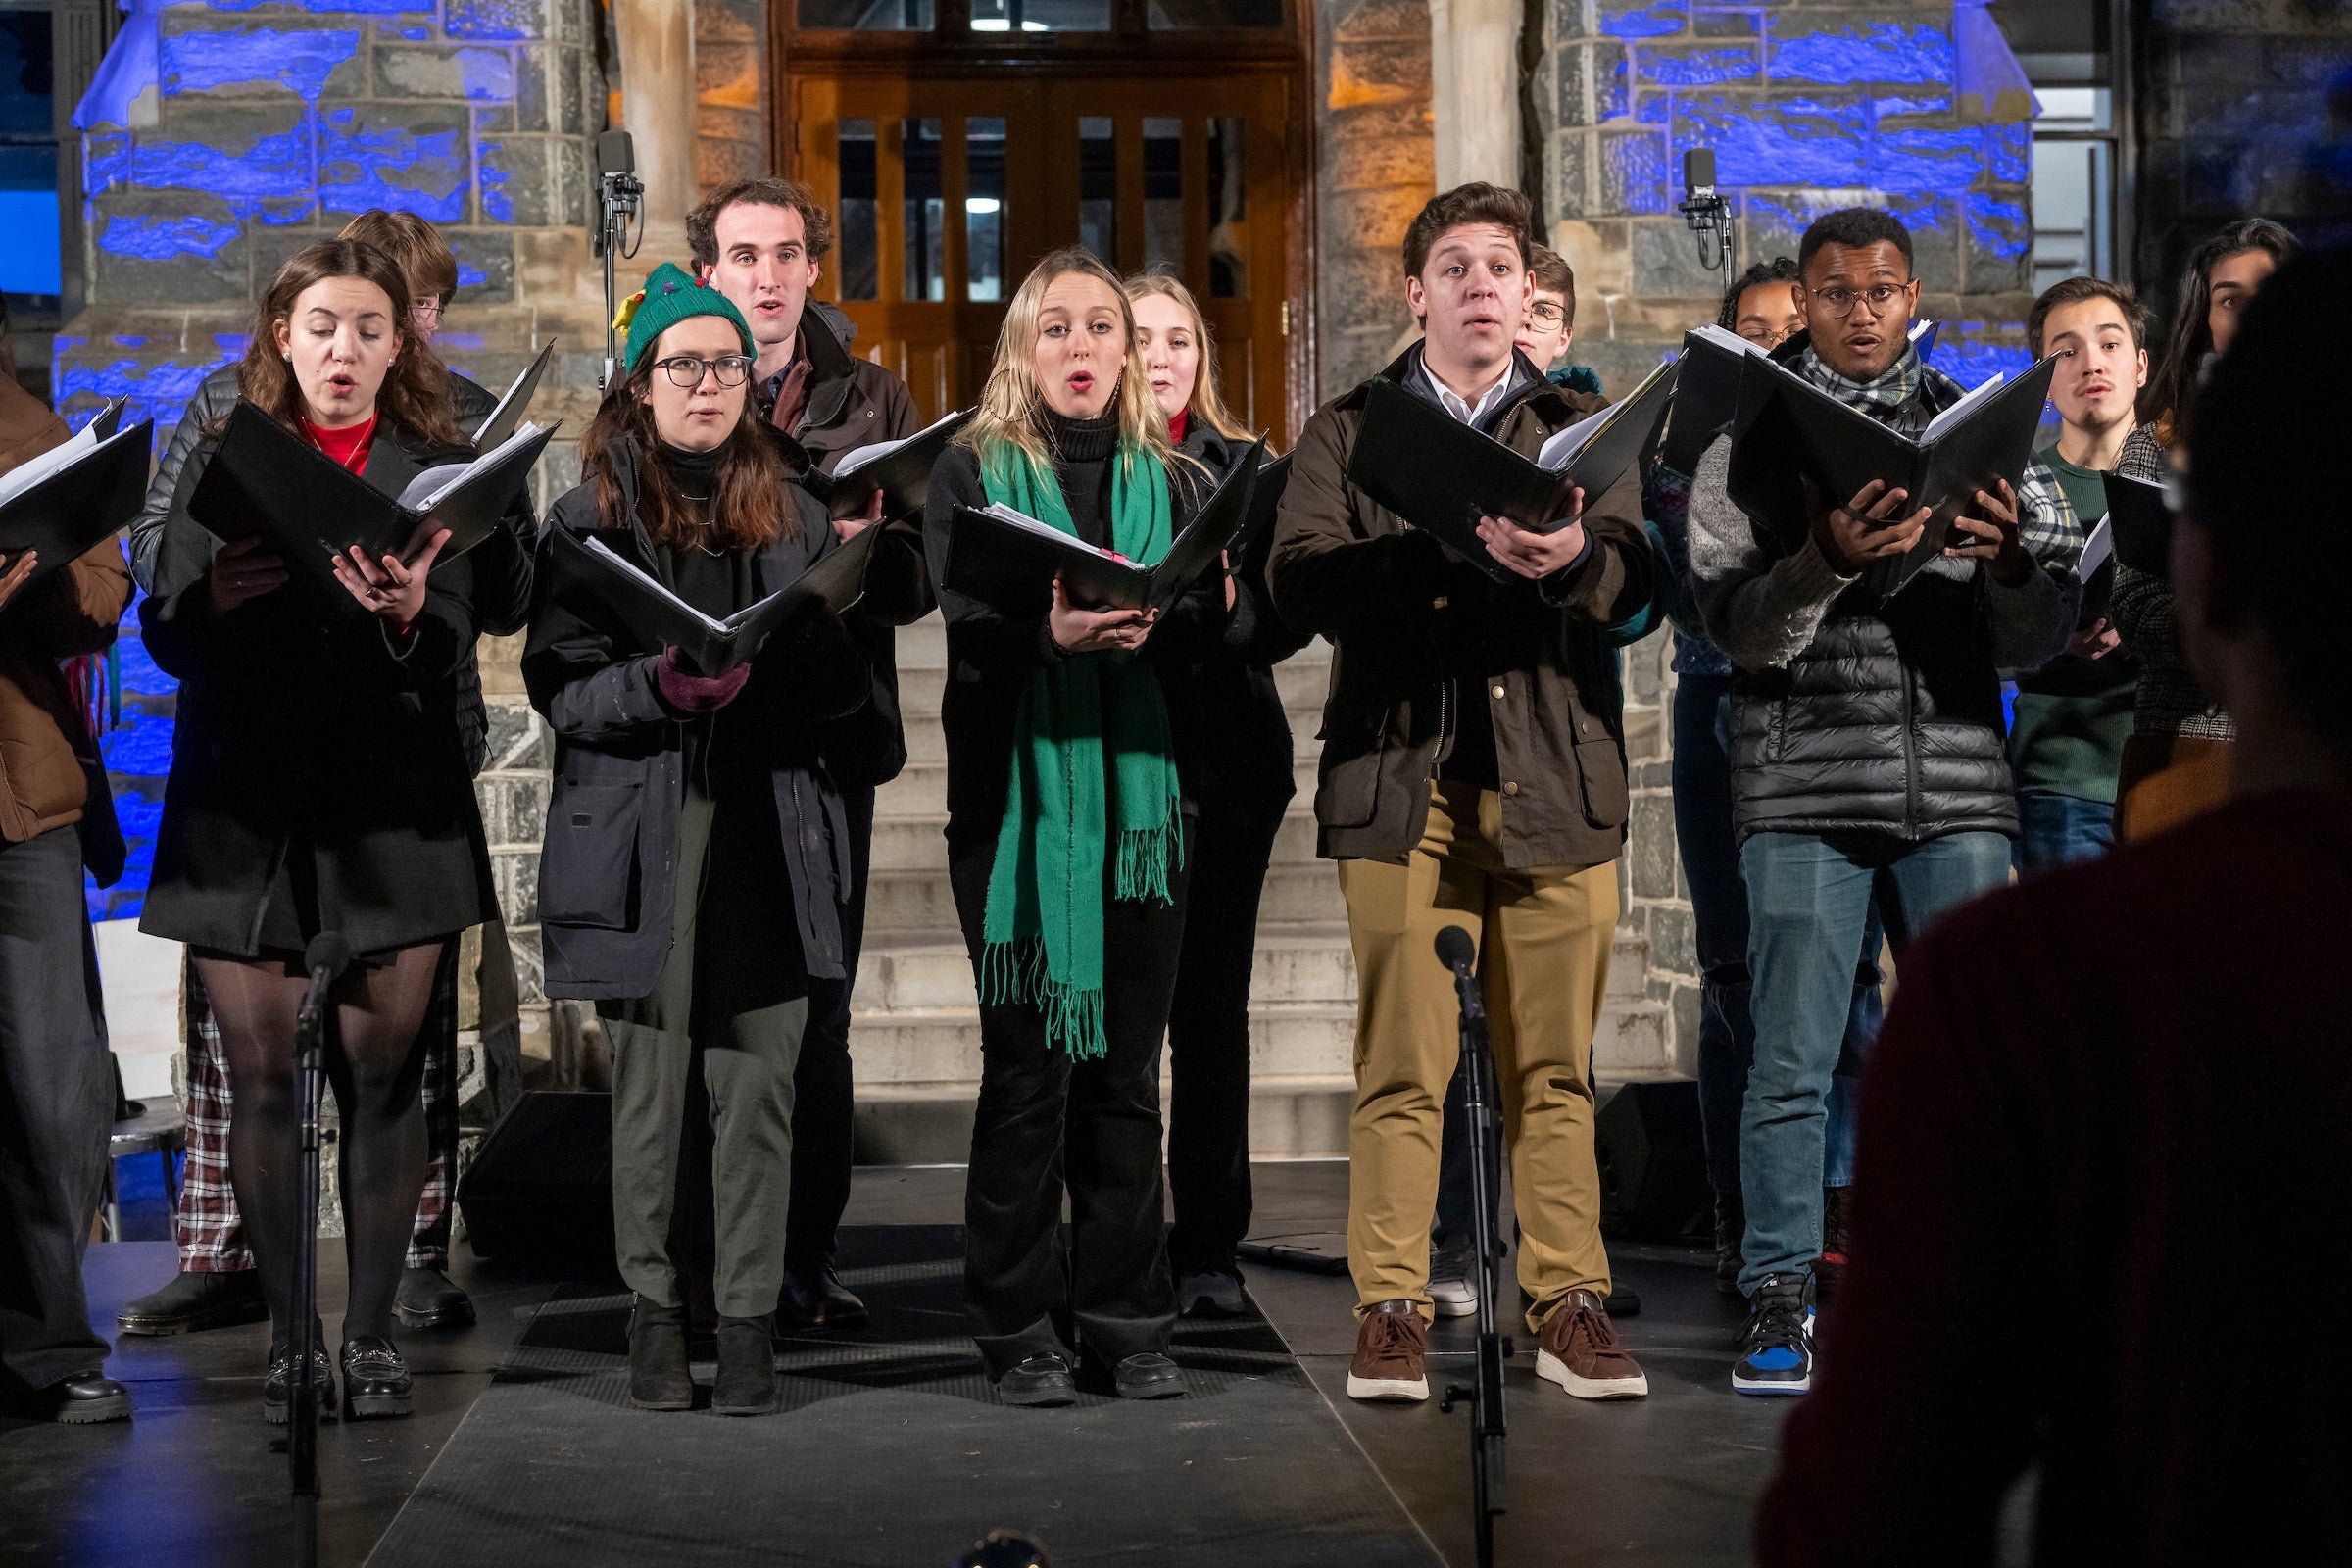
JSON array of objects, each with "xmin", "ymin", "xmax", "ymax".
[
  {"xmin": 833, "ymin": 406, "xmax": 968, "ymax": 478},
  {"xmin": 399, "ymin": 421, "xmax": 545, "ymax": 512},
  {"xmin": 0, "ymin": 416, "xmax": 106, "ymax": 510},
  {"xmin": 1920, "ymin": 371, "xmax": 2008, "ymax": 444}
]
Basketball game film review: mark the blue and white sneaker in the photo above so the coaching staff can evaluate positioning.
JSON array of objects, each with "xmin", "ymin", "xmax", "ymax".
[{"xmin": 1731, "ymin": 1272, "xmax": 1816, "ymax": 1396}]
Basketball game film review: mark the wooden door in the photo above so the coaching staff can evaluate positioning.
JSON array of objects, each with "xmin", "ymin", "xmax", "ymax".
[{"xmin": 791, "ymin": 72, "xmax": 1295, "ymax": 442}]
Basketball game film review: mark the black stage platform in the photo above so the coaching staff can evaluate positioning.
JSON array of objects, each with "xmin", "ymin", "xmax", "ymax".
[{"xmin": 2, "ymin": 1163, "xmax": 1793, "ymax": 1567}]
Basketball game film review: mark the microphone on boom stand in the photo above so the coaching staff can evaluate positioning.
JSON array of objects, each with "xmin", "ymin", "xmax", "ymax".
[
  {"xmin": 287, "ymin": 931, "xmax": 350, "ymax": 1568},
  {"xmin": 1434, "ymin": 923, "xmax": 1507, "ymax": 1568},
  {"xmin": 1679, "ymin": 146, "xmax": 1738, "ymax": 297},
  {"xmin": 596, "ymin": 128, "xmax": 645, "ymax": 394}
]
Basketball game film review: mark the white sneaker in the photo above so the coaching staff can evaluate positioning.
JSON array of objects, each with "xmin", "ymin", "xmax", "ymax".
[{"xmin": 1427, "ymin": 1274, "xmax": 1479, "ymax": 1317}]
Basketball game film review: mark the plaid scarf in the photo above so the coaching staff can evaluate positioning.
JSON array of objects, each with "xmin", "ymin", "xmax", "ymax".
[{"xmin": 1794, "ymin": 342, "xmax": 2082, "ymax": 584}]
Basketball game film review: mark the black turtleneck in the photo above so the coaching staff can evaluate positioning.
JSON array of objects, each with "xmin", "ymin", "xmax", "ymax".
[
  {"xmin": 1041, "ymin": 407, "xmax": 1119, "ymax": 546},
  {"xmin": 652, "ymin": 441, "xmax": 758, "ymax": 625}
]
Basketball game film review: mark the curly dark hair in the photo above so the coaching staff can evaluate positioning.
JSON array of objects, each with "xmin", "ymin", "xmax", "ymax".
[
  {"xmin": 1797, "ymin": 208, "xmax": 1913, "ymax": 279},
  {"xmin": 1717, "ymin": 256, "xmax": 1802, "ymax": 330}
]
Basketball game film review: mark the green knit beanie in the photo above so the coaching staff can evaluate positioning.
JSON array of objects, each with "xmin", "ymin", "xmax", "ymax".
[{"xmin": 616, "ymin": 261, "xmax": 755, "ymax": 374}]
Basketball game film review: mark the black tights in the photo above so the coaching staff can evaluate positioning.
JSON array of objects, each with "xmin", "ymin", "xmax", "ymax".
[{"xmin": 196, "ymin": 943, "xmax": 442, "ymax": 1349}]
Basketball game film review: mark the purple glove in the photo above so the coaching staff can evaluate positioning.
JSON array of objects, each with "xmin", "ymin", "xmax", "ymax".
[{"xmin": 655, "ymin": 647, "xmax": 751, "ymax": 714}]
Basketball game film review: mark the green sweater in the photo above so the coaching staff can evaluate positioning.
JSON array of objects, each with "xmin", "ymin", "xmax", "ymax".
[{"xmin": 2009, "ymin": 449, "xmax": 2139, "ymax": 804}]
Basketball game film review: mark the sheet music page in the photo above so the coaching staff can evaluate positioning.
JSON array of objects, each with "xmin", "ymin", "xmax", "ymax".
[{"xmin": 1921, "ymin": 371, "xmax": 2008, "ymax": 443}]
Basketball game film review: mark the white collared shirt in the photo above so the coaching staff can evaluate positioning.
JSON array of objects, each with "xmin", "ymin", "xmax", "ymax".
[{"xmin": 1414, "ymin": 353, "xmax": 1521, "ymax": 429}]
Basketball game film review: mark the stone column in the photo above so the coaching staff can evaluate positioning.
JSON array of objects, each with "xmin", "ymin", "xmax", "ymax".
[
  {"xmin": 1429, "ymin": 0, "xmax": 1520, "ymax": 191},
  {"xmin": 613, "ymin": 0, "xmax": 700, "ymax": 237}
]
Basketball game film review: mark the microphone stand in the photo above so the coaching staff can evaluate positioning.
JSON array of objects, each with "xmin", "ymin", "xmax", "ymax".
[
  {"xmin": 597, "ymin": 161, "xmax": 644, "ymax": 394},
  {"xmin": 1438, "ymin": 937, "xmax": 1507, "ymax": 1568},
  {"xmin": 286, "ymin": 932, "xmax": 347, "ymax": 1568}
]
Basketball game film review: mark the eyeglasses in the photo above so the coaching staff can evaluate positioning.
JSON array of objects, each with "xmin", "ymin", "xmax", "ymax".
[
  {"xmin": 1806, "ymin": 283, "xmax": 1912, "ymax": 318},
  {"xmin": 412, "ymin": 299, "xmax": 443, "ymax": 323},
  {"xmin": 1526, "ymin": 302, "xmax": 1567, "ymax": 326},
  {"xmin": 653, "ymin": 354, "xmax": 755, "ymax": 389}
]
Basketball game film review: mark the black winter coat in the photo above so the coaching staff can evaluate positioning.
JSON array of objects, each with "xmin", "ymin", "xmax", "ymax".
[
  {"xmin": 522, "ymin": 437, "xmax": 870, "ymax": 1001},
  {"xmin": 137, "ymin": 416, "xmax": 497, "ymax": 957},
  {"xmin": 132, "ymin": 365, "xmax": 530, "ymax": 776},
  {"xmin": 921, "ymin": 433, "xmax": 1231, "ymax": 846},
  {"xmin": 761, "ymin": 304, "xmax": 935, "ymax": 790},
  {"xmin": 1162, "ymin": 421, "xmax": 1311, "ymax": 806}
]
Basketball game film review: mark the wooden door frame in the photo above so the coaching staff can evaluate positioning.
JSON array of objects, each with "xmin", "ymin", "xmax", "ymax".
[{"xmin": 765, "ymin": 0, "xmax": 1320, "ymax": 440}]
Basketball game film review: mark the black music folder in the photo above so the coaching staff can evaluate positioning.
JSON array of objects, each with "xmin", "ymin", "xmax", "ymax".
[
  {"xmin": 942, "ymin": 437, "xmax": 1266, "ymax": 615},
  {"xmin": 550, "ymin": 517, "xmax": 878, "ymax": 675},
  {"xmin": 1346, "ymin": 360, "xmax": 1676, "ymax": 584},
  {"xmin": 1728, "ymin": 350, "xmax": 2059, "ymax": 599},
  {"xmin": 190, "ymin": 401, "xmax": 555, "ymax": 590},
  {"xmin": 2102, "ymin": 471, "xmax": 2172, "ymax": 581},
  {"xmin": 0, "ymin": 400, "xmax": 151, "ymax": 603},
  {"xmin": 816, "ymin": 408, "xmax": 975, "ymax": 523},
  {"xmin": 470, "ymin": 339, "xmax": 556, "ymax": 452}
]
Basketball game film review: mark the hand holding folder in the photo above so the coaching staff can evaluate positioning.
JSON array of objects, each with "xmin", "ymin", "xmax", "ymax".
[{"xmin": 0, "ymin": 398, "xmax": 153, "ymax": 613}]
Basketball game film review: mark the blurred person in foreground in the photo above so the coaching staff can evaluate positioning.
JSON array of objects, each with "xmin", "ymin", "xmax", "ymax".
[{"xmin": 1756, "ymin": 246, "xmax": 2352, "ymax": 1565}]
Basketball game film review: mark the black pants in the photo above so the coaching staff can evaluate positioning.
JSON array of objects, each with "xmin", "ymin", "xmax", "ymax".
[
  {"xmin": 0, "ymin": 827, "xmax": 113, "ymax": 1396},
  {"xmin": 949, "ymin": 824, "xmax": 1187, "ymax": 1378},
  {"xmin": 1163, "ymin": 780, "xmax": 1289, "ymax": 1276},
  {"xmin": 786, "ymin": 782, "xmax": 871, "ymax": 1273}
]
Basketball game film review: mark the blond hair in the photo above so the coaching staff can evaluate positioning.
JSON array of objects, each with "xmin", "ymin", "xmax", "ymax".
[
  {"xmin": 1124, "ymin": 272, "xmax": 1251, "ymax": 442},
  {"xmin": 963, "ymin": 248, "xmax": 1175, "ymax": 481}
]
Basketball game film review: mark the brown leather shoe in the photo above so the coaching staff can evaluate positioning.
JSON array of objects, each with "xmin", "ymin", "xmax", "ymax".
[
  {"xmin": 1346, "ymin": 1299, "xmax": 1429, "ymax": 1402},
  {"xmin": 1536, "ymin": 1288, "xmax": 1648, "ymax": 1400}
]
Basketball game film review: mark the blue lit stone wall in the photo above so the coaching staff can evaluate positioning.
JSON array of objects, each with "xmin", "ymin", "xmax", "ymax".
[{"xmin": 1539, "ymin": 0, "xmax": 2035, "ymax": 393}]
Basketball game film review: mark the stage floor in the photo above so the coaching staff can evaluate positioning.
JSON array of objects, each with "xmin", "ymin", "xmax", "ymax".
[{"xmin": 2, "ymin": 1162, "xmax": 1791, "ymax": 1567}]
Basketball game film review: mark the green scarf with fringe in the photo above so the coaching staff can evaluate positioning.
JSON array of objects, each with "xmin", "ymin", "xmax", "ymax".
[{"xmin": 978, "ymin": 437, "xmax": 1184, "ymax": 1059}]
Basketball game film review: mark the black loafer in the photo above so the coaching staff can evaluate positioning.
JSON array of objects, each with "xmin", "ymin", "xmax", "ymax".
[
  {"xmin": 1112, "ymin": 1352, "xmax": 1186, "ymax": 1400},
  {"xmin": 118, "ymin": 1269, "xmax": 269, "ymax": 1337},
  {"xmin": 340, "ymin": 1336, "xmax": 413, "ymax": 1420},
  {"xmin": 263, "ymin": 1348, "xmax": 338, "ymax": 1426},
  {"xmin": 394, "ymin": 1266, "xmax": 475, "ymax": 1331},
  {"xmin": 996, "ymin": 1353, "xmax": 1079, "ymax": 1408},
  {"xmin": 46, "ymin": 1374, "xmax": 133, "ymax": 1424}
]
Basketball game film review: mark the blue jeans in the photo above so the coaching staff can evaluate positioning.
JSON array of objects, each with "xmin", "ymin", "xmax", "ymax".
[
  {"xmin": 1673, "ymin": 675, "xmax": 1872, "ymax": 1200},
  {"xmin": 1738, "ymin": 828, "xmax": 2012, "ymax": 1296},
  {"xmin": 2014, "ymin": 790, "xmax": 2114, "ymax": 877}
]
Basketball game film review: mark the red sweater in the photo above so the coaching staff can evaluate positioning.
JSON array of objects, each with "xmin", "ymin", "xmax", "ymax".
[{"xmin": 1759, "ymin": 787, "xmax": 2352, "ymax": 1566}]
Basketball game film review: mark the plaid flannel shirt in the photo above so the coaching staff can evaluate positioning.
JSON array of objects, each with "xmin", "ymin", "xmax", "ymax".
[{"xmin": 175, "ymin": 940, "xmax": 464, "ymax": 1272}]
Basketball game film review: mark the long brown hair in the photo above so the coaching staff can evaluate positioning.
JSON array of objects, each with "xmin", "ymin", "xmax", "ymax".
[
  {"xmin": 2144, "ymin": 217, "xmax": 2298, "ymax": 440},
  {"xmin": 579, "ymin": 343, "xmax": 796, "ymax": 553},
  {"xmin": 1124, "ymin": 272, "xmax": 1250, "ymax": 443},
  {"xmin": 234, "ymin": 239, "xmax": 463, "ymax": 449}
]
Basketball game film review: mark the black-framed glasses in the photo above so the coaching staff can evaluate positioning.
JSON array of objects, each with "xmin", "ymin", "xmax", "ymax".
[
  {"xmin": 1807, "ymin": 282, "xmax": 1912, "ymax": 318},
  {"xmin": 1526, "ymin": 302, "xmax": 1567, "ymax": 326},
  {"xmin": 653, "ymin": 354, "xmax": 755, "ymax": 388}
]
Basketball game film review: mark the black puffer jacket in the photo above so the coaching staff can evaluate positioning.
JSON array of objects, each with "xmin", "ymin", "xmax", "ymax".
[{"xmin": 1725, "ymin": 571, "xmax": 2014, "ymax": 841}]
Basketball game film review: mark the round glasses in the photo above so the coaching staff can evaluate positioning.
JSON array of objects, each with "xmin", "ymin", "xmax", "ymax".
[
  {"xmin": 653, "ymin": 354, "xmax": 755, "ymax": 389},
  {"xmin": 1807, "ymin": 283, "xmax": 1912, "ymax": 318},
  {"xmin": 1526, "ymin": 302, "xmax": 1567, "ymax": 326}
]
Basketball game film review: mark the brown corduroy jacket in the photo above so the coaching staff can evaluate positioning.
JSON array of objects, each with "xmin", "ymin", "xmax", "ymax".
[
  {"xmin": 1267, "ymin": 345, "xmax": 1655, "ymax": 871},
  {"xmin": 0, "ymin": 376, "xmax": 131, "ymax": 844}
]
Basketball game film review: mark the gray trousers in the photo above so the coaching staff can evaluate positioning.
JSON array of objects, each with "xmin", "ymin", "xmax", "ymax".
[
  {"xmin": 600, "ymin": 782, "xmax": 809, "ymax": 1319},
  {"xmin": 0, "ymin": 826, "xmax": 113, "ymax": 1394}
]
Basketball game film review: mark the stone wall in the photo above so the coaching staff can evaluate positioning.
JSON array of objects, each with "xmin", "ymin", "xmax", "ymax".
[
  {"xmin": 695, "ymin": 0, "xmax": 765, "ymax": 190},
  {"xmin": 1317, "ymin": 0, "xmax": 1436, "ymax": 399},
  {"xmin": 2134, "ymin": 0, "xmax": 2352, "ymax": 305}
]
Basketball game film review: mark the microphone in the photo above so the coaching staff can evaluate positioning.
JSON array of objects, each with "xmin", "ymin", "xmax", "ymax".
[
  {"xmin": 1678, "ymin": 145, "xmax": 1736, "ymax": 283},
  {"xmin": 1682, "ymin": 147, "xmax": 1717, "ymax": 203},
  {"xmin": 296, "ymin": 932, "xmax": 351, "ymax": 1038},
  {"xmin": 1435, "ymin": 924, "xmax": 1477, "ymax": 976},
  {"xmin": 596, "ymin": 128, "xmax": 636, "ymax": 178}
]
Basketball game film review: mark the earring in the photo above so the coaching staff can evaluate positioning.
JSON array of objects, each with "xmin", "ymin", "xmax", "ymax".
[{"xmin": 282, "ymin": 351, "xmax": 293, "ymax": 362}]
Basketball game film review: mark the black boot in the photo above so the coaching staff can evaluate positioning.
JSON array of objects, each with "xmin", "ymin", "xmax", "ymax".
[
  {"xmin": 1713, "ymin": 1190, "xmax": 1746, "ymax": 1297},
  {"xmin": 118, "ymin": 1269, "xmax": 269, "ymax": 1336},
  {"xmin": 395, "ymin": 1266, "xmax": 476, "ymax": 1331},
  {"xmin": 626, "ymin": 1298, "xmax": 694, "ymax": 1411},
  {"xmin": 340, "ymin": 1336, "xmax": 414, "ymax": 1420},
  {"xmin": 710, "ymin": 1313, "xmax": 777, "ymax": 1416}
]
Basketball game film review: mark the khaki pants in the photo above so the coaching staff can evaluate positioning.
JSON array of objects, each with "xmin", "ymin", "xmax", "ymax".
[{"xmin": 1338, "ymin": 780, "xmax": 1617, "ymax": 1333}]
